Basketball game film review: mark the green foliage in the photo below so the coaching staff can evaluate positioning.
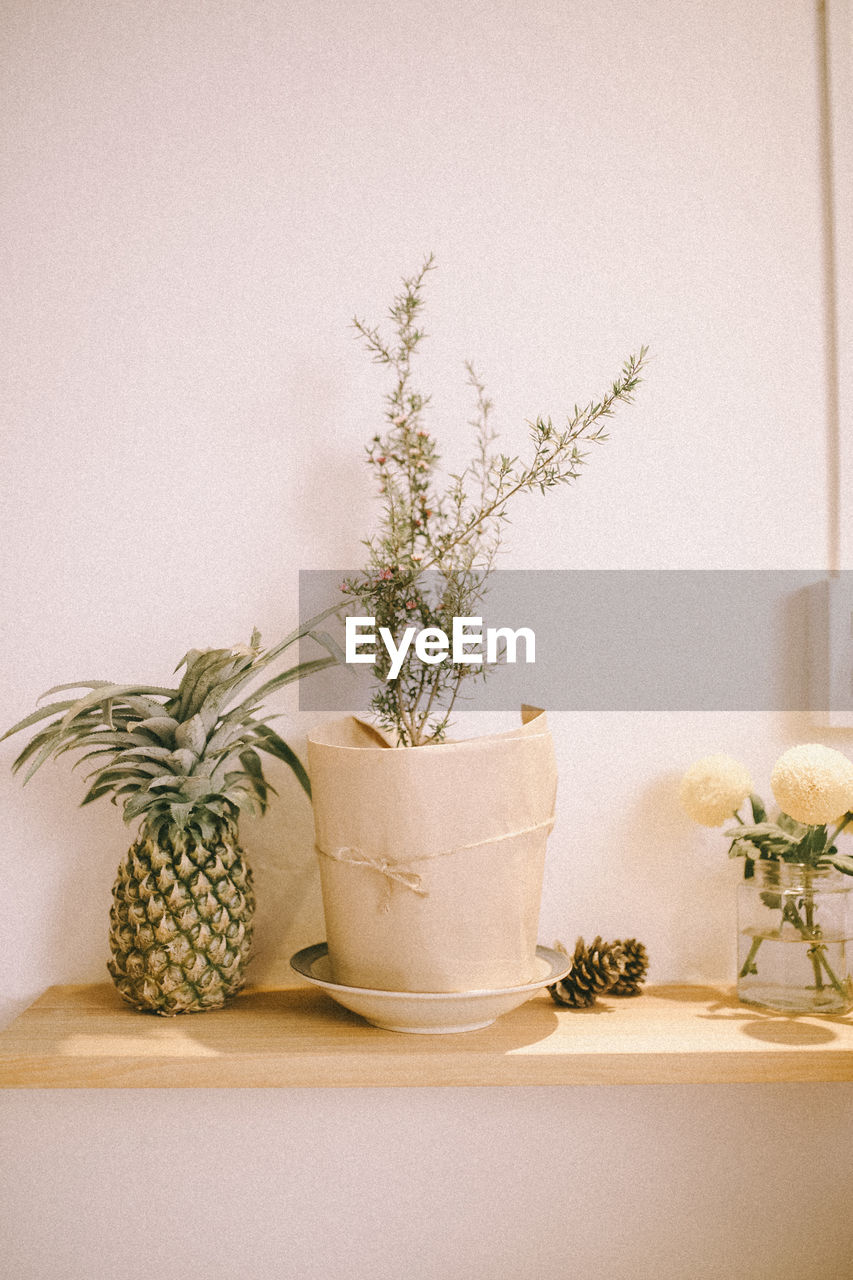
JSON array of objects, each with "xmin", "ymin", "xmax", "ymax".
[
  {"xmin": 3, "ymin": 613, "xmax": 340, "ymax": 846},
  {"xmin": 725, "ymin": 795, "xmax": 853, "ymax": 878},
  {"xmin": 346, "ymin": 255, "xmax": 648, "ymax": 745}
]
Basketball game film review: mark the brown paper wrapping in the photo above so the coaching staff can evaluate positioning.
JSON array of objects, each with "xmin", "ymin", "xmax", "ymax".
[{"xmin": 307, "ymin": 706, "xmax": 557, "ymax": 992}]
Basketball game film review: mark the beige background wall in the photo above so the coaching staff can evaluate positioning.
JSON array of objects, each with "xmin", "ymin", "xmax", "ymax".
[{"xmin": 1, "ymin": 2, "xmax": 851, "ymax": 1277}]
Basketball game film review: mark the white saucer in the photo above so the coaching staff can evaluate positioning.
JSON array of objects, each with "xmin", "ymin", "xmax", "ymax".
[{"xmin": 289, "ymin": 943, "xmax": 571, "ymax": 1034}]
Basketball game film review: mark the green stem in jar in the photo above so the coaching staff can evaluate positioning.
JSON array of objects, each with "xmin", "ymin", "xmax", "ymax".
[
  {"xmin": 738, "ymin": 934, "xmax": 763, "ymax": 979},
  {"xmin": 782, "ymin": 897, "xmax": 845, "ymax": 996},
  {"xmin": 804, "ymin": 896, "xmax": 824, "ymax": 991}
]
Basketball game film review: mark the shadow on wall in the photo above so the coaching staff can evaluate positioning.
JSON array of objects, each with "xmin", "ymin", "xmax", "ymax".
[
  {"xmin": 2, "ymin": 758, "xmax": 120, "ymax": 988},
  {"xmin": 239, "ymin": 744, "xmax": 326, "ymax": 983},
  {"xmin": 613, "ymin": 767, "xmax": 740, "ymax": 983}
]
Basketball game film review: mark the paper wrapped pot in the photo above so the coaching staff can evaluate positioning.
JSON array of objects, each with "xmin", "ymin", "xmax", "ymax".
[{"xmin": 307, "ymin": 706, "xmax": 557, "ymax": 993}]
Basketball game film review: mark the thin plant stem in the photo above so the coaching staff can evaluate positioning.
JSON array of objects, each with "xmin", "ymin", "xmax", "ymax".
[
  {"xmin": 804, "ymin": 895, "xmax": 824, "ymax": 992},
  {"xmin": 782, "ymin": 896, "xmax": 845, "ymax": 994},
  {"xmin": 348, "ymin": 258, "xmax": 647, "ymax": 745},
  {"xmin": 827, "ymin": 812, "xmax": 853, "ymax": 846},
  {"xmin": 738, "ymin": 935, "xmax": 763, "ymax": 979}
]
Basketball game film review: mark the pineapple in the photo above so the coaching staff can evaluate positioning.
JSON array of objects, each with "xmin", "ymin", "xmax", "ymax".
[{"xmin": 3, "ymin": 624, "xmax": 337, "ymax": 1015}]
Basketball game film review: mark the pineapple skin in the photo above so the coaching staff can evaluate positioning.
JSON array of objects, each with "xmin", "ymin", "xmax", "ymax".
[{"xmin": 108, "ymin": 829, "xmax": 255, "ymax": 1016}]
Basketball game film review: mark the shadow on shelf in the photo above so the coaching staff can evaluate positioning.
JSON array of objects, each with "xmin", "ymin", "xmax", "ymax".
[{"xmin": 651, "ymin": 982, "xmax": 849, "ymax": 1046}]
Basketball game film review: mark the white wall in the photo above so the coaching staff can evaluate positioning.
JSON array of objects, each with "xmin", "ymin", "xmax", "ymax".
[{"xmin": 1, "ymin": 2, "xmax": 851, "ymax": 1277}]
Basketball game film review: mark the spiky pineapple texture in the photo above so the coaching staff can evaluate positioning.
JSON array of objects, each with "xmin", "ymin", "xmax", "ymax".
[
  {"xmin": 109, "ymin": 831, "xmax": 256, "ymax": 1015},
  {"xmin": 4, "ymin": 622, "xmax": 338, "ymax": 1014}
]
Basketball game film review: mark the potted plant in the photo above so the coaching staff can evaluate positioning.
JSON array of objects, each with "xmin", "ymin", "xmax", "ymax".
[
  {"xmin": 4, "ymin": 620, "xmax": 337, "ymax": 1014},
  {"xmin": 680, "ymin": 745, "xmax": 853, "ymax": 1014},
  {"xmin": 309, "ymin": 257, "xmax": 648, "ymax": 993}
]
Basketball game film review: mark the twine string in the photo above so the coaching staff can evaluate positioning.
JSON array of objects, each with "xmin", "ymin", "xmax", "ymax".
[{"xmin": 316, "ymin": 815, "xmax": 555, "ymax": 913}]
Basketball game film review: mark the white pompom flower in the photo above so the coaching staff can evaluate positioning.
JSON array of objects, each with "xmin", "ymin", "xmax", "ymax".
[
  {"xmin": 679, "ymin": 754, "xmax": 754, "ymax": 827},
  {"xmin": 770, "ymin": 743, "xmax": 853, "ymax": 826}
]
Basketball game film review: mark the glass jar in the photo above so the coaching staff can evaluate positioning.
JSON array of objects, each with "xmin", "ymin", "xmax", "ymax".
[{"xmin": 737, "ymin": 862, "xmax": 853, "ymax": 1015}]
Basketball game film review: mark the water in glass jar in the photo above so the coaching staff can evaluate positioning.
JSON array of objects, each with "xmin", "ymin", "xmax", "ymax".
[{"xmin": 737, "ymin": 931, "xmax": 853, "ymax": 1015}]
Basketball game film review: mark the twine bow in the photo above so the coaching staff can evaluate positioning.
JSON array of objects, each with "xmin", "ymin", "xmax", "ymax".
[
  {"xmin": 316, "ymin": 815, "xmax": 555, "ymax": 914},
  {"xmin": 319, "ymin": 845, "xmax": 428, "ymax": 911}
]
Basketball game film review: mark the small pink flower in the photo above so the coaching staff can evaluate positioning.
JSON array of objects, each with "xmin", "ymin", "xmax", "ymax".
[
  {"xmin": 377, "ymin": 455, "xmax": 386, "ymax": 464},
  {"xmin": 379, "ymin": 568, "xmax": 393, "ymax": 580},
  {"xmin": 405, "ymin": 600, "xmax": 417, "ymax": 610}
]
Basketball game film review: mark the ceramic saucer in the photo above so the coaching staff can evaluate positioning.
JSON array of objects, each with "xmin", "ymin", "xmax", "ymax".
[{"xmin": 289, "ymin": 943, "xmax": 571, "ymax": 1034}]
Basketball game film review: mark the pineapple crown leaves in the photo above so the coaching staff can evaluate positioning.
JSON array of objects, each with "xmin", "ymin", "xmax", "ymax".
[{"xmin": 3, "ymin": 605, "xmax": 344, "ymax": 842}]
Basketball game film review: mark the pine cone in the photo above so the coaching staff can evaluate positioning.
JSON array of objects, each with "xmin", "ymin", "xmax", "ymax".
[
  {"xmin": 609, "ymin": 938, "xmax": 649, "ymax": 996},
  {"xmin": 548, "ymin": 937, "xmax": 622, "ymax": 1008}
]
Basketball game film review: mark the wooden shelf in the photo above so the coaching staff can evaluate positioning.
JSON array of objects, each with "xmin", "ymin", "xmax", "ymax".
[
  {"xmin": 2, "ymin": 981, "xmax": 853, "ymax": 1088},
  {"xmin": 4, "ymin": 977, "xmax": 850, "ymax": 1090}
]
